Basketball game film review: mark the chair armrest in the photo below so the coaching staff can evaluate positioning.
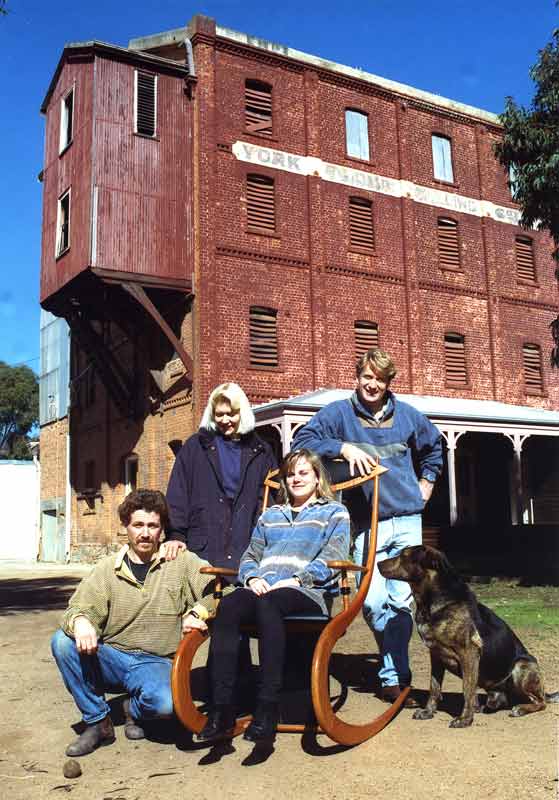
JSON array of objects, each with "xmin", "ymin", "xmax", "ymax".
[
  {"xmin": 327, "ymin": 560, "xmax": 367, "ymax": 574},
  {"xmin": 199, "ymin": 566, "xmax": 239, "ymax": 577}
]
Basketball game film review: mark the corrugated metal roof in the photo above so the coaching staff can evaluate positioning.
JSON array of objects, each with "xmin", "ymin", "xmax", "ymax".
[{"xmin": 254, "ymin": 389, "xmax": 559, "ymax": 427}]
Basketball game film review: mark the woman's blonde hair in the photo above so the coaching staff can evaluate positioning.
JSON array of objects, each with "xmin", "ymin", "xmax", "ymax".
[
  {"xmin": 199, "ymin": 382, "xmax": 256, "ymax": 435},
  {"xmin": 276, "ymin": 448, "xmax": 335, "ymax": 504}
]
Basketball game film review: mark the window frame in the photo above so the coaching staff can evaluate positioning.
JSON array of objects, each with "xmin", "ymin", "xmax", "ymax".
[
  {"xmin": 246, "ymin": 172, "xmax": 277, "ymax": 235},
  {"xmin": 354, "ymin": 320, "xmax": 379, "ymax": 361},
  {"xmin": 124, "ymin": 454, "xmax": 139, "ymax": 496},
  {"xmin": 59, "ymin": 86, "xmax": 75, "ymax": 154},
  {"xmin": 348, "ymin": 195, "xmax": 375, "ymax": 254},
  {"xmin": 522, "ymin": 342, "xmax": 545, "ymax": 396},
  {"xmin": 437, "ymin": 216, "xmax": 461, "ymax": 271},
  {"xmin": 431, "ymin": 134, "xmax": 454, "ymax": 183},
  {"xmin": 55, "ymin": 188, "xmax": 71, "ymax": 259},
  {"xmin": 134, "ymin": 69, "xmax": 158, "ymax": 139},
  {"xmin": 245, "ymin": 78, "xmax": 274, "ymax": 138},
  {"xmin": 515, "ymin": 235, "xmax": 537, "ymax": 284},
  {"xmin": 249, "ymin": 305, "xmax": 280, "ymax": 370},
  {"xmin": 345, "ymin": 109, "xmax": 370, "ymax": 162},
  {"xmin": 444, "ymin": 332, "xmax": 468, "ymax": 387}
]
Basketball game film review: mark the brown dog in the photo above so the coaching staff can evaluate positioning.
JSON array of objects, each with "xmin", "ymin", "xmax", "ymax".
[{"xmin": 378, "ymin": 545, "xmax": 558, "ymax": 728}]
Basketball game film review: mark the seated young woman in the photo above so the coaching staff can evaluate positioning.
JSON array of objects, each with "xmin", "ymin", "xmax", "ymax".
[{"xmin": 197, "ymin": 448, "xmax": 350, "ymax": 743}]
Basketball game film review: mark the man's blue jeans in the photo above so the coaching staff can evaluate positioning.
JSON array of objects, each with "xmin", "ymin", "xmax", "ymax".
[
  {"xmin": 51, "ymin": 630, "xmax": 174, "ymax": 725},
  {"xmin": 353, "ymin": 514, "xmax": 422, "ymax": 688}
]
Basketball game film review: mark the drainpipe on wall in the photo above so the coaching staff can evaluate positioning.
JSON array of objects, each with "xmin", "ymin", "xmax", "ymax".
[
  {"xmin": 65, "ymin": 426, "xmax": 72, "ymax": 561},
  {"xmin": 184, "ymin": 39, "xmax": 196, "ymax": 76},
  {"xmin": 33, "ymin": 449, "xmax": 41, "ymax": 560}
]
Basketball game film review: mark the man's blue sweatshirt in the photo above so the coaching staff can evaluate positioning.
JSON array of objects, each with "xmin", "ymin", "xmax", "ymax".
[{"xmin": 292, "ymin": 392, "xmax": 443, "ymax": 525}]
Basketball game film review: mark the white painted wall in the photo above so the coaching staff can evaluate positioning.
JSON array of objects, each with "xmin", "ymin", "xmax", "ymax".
[{"xmin": 0, "ymin": 461, "xmax": 40, "ymax": 561}]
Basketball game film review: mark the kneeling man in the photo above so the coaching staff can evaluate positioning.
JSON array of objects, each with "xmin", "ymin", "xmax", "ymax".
[{"xmin": 51, "ymin": 489, "xmax": 215, "ymax": 756}]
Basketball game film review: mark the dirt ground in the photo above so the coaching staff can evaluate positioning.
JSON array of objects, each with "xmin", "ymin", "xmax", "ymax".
[{"xmin": 0, "ymin": 562, "xmax": 557, "ymax": 800}]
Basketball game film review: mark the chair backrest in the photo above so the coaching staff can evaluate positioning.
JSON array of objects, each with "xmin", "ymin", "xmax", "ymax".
[{"xmin": 261, "ymin": 459, "xmax": 388, "ymax": 617}]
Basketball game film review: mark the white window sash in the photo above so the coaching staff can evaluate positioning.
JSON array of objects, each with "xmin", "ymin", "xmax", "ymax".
[
  {"xmin": 432, "ymin": 135, "xmax": 453, "ymax": 182},
  {"xmin": 346, "ymin": 110, "xmax": 369, "ymax": 161}
]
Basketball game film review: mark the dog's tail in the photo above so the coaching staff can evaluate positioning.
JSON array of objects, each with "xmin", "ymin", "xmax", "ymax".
[{"xmin": 545, "ymin": 691, "xmax": 559, "ymax": 703}]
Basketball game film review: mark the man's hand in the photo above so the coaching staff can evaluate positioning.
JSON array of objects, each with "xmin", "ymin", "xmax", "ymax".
[
  {"xmin": 419, "ymin": 478, "xmax": 435, "ymax": 503},
  {"xmin": 73, "ymin": 616, "xmax": 98, "ymax": 655},
  {"xmin": 247, "ymin": 577, "xmax": 271, "ymax": 596},
  {"xmin": 340, "ymin": 443, "xmax": 377, "ymax": 477},
  {"xmin": 182, "ymin": 614, "xmax": 208, "ymax": 635},
  {"xmin": 268, "ymin": 578, "xmax": 300, "ymax": 591},
  {"xmin": 163, "ymin": 540, "xmax": 187, "ymax": 561}
]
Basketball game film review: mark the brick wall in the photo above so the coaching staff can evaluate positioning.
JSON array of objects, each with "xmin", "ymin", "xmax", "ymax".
[{"xmin": 40, "ymin": 417, "xmax": 68, "ymax": 501}]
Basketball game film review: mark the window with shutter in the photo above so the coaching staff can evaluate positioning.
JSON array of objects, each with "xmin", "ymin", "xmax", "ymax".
[
  {"xmin": 345, "ymin": 110, "xmax": 370, "ymax": 161},
  {"xmin": 59, "ymin": 88, "xmax": 74, "ymax": 153},
  {"xmin": 523, "ymin": 343, "xmax": 544, "ymax": 394},
  {"xmin": 245, "ymin": 80, "xmax": 273, "ymax": 136},
  {"xmin": 349, "ymin": 197, "xmax": 374, "ymax": 252},
  {"xmin": 354, "ymin": 321, "xmax": 379, "ymax": 360},
  {"xmin": 56, "ymin": 190, "xmax": 71, "ymax": 257},
  {"xmin": 515, "ymin": 237, "xmax": 536, "ymax": 283},
  {"xmin": 438, "ymin": 218, "xmax": 460, "ymax": 269},
  {"xmin": 432, "ymin": 135, "xmax": 454, "ymax": 182},
  {"xmin": 444, "ymin": 333, "xmax": 467, "ymax": 386},
  {"xmin": 508, "ymin": 163, "xmax": 519, "ymax": 200},
  {"xmin": 249, "ymin": 307, "xmax": 279, "ymax": 368},
  {"xmin": 246, "ymin": 174, "xmax": 275, "ymax": 232},
  {"xmin": 135, "ymin": 71, "xmax": 156, "ymax": 137}
]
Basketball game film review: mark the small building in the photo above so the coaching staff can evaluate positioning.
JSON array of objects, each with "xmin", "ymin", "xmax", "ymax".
[{"xmin": 0, "ymin": 461, "xmax": 40, "ymax": 562}]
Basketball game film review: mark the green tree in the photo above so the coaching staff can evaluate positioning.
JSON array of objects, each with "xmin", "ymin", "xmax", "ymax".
[
  {"xmin": 495, "ymin": 25, "xmax": 559, "ymax": 366},
  {"xmin": 0, "ymin": 361, "xmax": 39, "ymax": 460}
]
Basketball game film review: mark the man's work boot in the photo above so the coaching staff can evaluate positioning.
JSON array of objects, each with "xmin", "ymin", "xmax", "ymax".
[
  {"xmin": 65, "ymin": 716, "xmax": 116, "ymax": 756},
  {"xmin": 123, "ymin": 698, "xmax": 145, "ymax": 740},
  {"xmin": 381, "ymin": 685, "xmax": 420, "ymax": 709}
]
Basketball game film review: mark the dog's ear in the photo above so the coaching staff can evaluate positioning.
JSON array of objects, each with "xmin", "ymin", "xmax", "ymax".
[
  {"xmin": 409, "ymin": 545, "xmax": 427, "ymax": 563},
  {"xmin": 420, "ymin": 546, "xmax": 451, "ymax": 573},
  {"xmin": 421, "ymin": 546, "xmax": 460, "ymax": 580}
]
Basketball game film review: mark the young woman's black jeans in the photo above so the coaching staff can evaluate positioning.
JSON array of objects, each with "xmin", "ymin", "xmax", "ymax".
[{"xmin": 209, "ymin": 587, "xmax": 322, "ymax": 704}]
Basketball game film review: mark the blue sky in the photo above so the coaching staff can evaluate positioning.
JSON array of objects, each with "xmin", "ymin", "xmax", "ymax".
[{"xmin": 0, "ymin": 0, "xmax": 557, "ymax": 372}]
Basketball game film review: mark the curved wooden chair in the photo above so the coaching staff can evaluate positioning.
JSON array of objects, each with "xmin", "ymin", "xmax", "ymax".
[{"xmin": 172, "ymin": 460, "xmax": 411, "ymax": 746}]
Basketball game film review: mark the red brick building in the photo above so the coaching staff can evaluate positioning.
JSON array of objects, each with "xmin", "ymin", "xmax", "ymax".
[{"xmin": 38, "ymin": 15, "xmax": 559, "ymax": 562}]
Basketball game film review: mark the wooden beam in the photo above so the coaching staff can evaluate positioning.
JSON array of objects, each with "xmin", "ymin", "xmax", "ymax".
[{"xmin": 122, "ymin": 282, "xmax": 194, "ymax": 378}]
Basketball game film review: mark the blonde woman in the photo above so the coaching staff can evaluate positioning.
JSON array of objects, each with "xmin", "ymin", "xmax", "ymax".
[
  {"xmin": 165, "ymin": 382, "xmax": 276, "ymax": 571},
  {"xmin": 197, "ymin": 448, "xmax": 350, "ymax": 744}
]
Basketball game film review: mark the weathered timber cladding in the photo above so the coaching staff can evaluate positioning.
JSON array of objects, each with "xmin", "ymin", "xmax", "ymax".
[
  {"xmin": 41, "ymin": 60, "xmax": 94, "ymax": 302},
  {"xmin": 93, "ymin": 57, "xmax": 192, "ymax": 281}
]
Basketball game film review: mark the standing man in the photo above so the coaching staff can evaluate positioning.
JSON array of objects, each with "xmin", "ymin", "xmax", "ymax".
[
  {"xmin": 51, "ymin": 489, "xmax": 218, "ymax": 757},
  {"xmin": 293, "ymin": 349, "xmax": 443, "ymax": 706}
]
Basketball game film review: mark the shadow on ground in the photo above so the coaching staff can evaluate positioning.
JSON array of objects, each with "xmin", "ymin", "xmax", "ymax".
[{"xmin": 0, "ymin": 576, "xmax": 82, "ymax": 615}]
